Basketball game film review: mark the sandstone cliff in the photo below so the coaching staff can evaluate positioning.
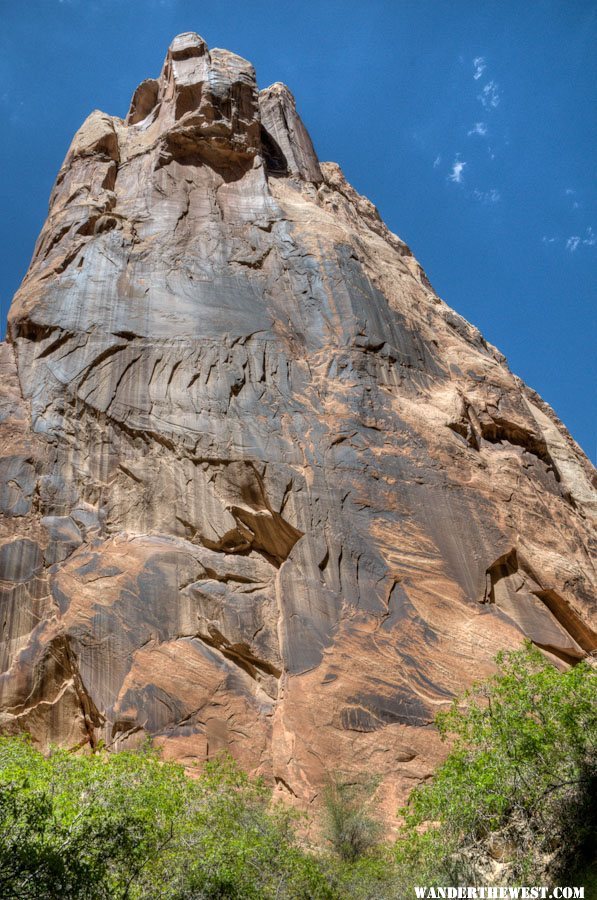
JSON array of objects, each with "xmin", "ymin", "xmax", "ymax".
[{"xmin": 1, "ymin": 33, "xmax": 595, "ymax": 818}]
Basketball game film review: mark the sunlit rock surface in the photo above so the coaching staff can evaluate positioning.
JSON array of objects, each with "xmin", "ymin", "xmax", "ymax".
[{"xmin": 1, "ymin": 33, "xmax": 595, "ymax": 818}]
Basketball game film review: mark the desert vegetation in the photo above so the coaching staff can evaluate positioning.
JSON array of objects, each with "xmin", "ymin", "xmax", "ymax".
[
  {"xmin": 0, "ymin": 644, "xmax": 594, "ymax": 898},
  {"xmin": 394, "ymin": 643, "xmax": 596, "ymax": 891}
]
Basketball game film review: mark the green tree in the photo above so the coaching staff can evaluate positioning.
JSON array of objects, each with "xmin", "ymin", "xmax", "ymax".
[
  {"xmin": 395, "ymin": 643, "xmax": 597, "ymax": 885},
  {"xmin": 149, "ymin": 755, "xmax": 335, "ymax": 899},
  {"xmin": 0, "ymin": 738, "xmax": 335, "ymax": 899},
  {"xmin": 0, "ymin": 737, "xmax": 186, "ymax": 897}
]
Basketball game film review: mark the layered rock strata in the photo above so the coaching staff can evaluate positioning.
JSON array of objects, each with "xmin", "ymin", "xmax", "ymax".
[{"xmin": 1, "ymin": 33, "xmax": 595, "ymax": 817}]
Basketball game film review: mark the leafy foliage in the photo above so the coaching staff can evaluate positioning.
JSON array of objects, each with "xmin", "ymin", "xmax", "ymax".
[
  {"xmin": 0, "ymin": 739, "xmax": 333, "ymax": 899},
  {"xmin": 322, "ymin": 778, "xmax": 383, "ymax": 863},
  {"xmin": 396, "ymin": 643, "xmax": 597, "ymax": 884},
  {"xmin": 0, "ymin": 737, "xmax": 185, "ymax": 897}
]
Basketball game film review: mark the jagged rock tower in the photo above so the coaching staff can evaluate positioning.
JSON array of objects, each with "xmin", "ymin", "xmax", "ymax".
[{"xmin": 1, "ymin": 33, "xmax": 595, "ymax": 815}]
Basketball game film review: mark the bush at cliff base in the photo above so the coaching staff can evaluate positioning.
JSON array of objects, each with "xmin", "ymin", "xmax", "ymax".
[
  {"xmin": 0, "ymin": 741, "xmax": 337, "ymax": 899},
  {"xmin": 395, "ymin": 643, "xmax": 597, "ymax": 888}
]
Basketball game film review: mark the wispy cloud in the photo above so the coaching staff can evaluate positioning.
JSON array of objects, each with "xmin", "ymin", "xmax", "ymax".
[
  {"xmin": 566, "ymin": 236, "xmax": 581, "ymax": 252},
  {"xmin": 468, "ymin": 122, "xmax": 487, "ymax": 137},
  {"xmin": 479, "ymin": 80, "xmax": 500, "ymax": 109},
  {"xmin": 473, "ymin": 188, "xmax": 500, "ymax": 203},
  {"xmin": 565, "ymin": 228, "xmax": 595, "ymax": 252},
  {"xmin": 473, "ymin": 57, "xmax": 486, "ymax": 80},
  {"xmin": 433, "ymin": 155, "xmax": 441, "ymax": 168},
  {"xmin": 544, "ymin": 227, "xmax": 595, "ymax": 251},
  {"xmin": 448, "ymin": 159, "xmax": 466, "ymax": 183},
  {"xmin": 564, "ymin": 188, "xmax": 580, "ymax": 209}
]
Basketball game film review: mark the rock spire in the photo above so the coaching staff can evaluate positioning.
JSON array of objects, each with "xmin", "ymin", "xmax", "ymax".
[{"xmin": 0, "ymin": 34, "xmax": 595, "ymax": 817}]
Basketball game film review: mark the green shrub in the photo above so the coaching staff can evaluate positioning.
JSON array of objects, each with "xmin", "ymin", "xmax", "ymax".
[
  {"xmin": 322, "ymin": 778, "xmax": 383, "ymax": 863},
  {"xmin": 0, "ymin": 739, "xmax": 334, "ymax": 899},
  {"xmin": 0, "ymin": 736, "xmax": 187, "ymax": 897},
  {"xmin": 395, "ymin": 643, "xmax": 597, "ymax": 885}
]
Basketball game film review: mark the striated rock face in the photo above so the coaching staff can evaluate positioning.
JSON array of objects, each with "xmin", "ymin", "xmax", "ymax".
[{"xmin": 1, "ymin": 33, "xmax": 595, "ymax": 816}]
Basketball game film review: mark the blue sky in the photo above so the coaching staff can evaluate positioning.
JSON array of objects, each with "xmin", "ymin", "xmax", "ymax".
[{"xmin": 1, "ymin": 0, "xmax": 595, "ymax": 459}]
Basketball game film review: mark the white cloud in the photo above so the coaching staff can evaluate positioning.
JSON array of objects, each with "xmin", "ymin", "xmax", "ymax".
[
  {"xmin": 473, "ymin": 188, "xmax": 501, "ymax": 203},
  {"xmin": 433, "ymin": 154, "xmax": 441, "ymax": 168},
  {"xmin": 566, "ymin": 236, "xmax": 581, "ymax": 252},
  {"xmin": 565, "ymin": 188, "xmax": 576, "ymax": 195},
  {"xmin": 565, "ymin": 228, "xmax": 595, "ymax": 252},
  {"xmin": 546, "ymin": 228, "xmax": 594, "ymax": 251},
  {"xmin": 473, "ymin": 57, "xmax": 486, "ymax": 80},
  {"xmin": 468, "ymin": 122, "xmax": 487, "ymax": 137},
  {"xmin": 479, "ymin": 81, "xmax": 500, "ymax": 109},
  {"xmin": 448, "ymin": 159, "xmax": 466, "ymax": 183}
]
